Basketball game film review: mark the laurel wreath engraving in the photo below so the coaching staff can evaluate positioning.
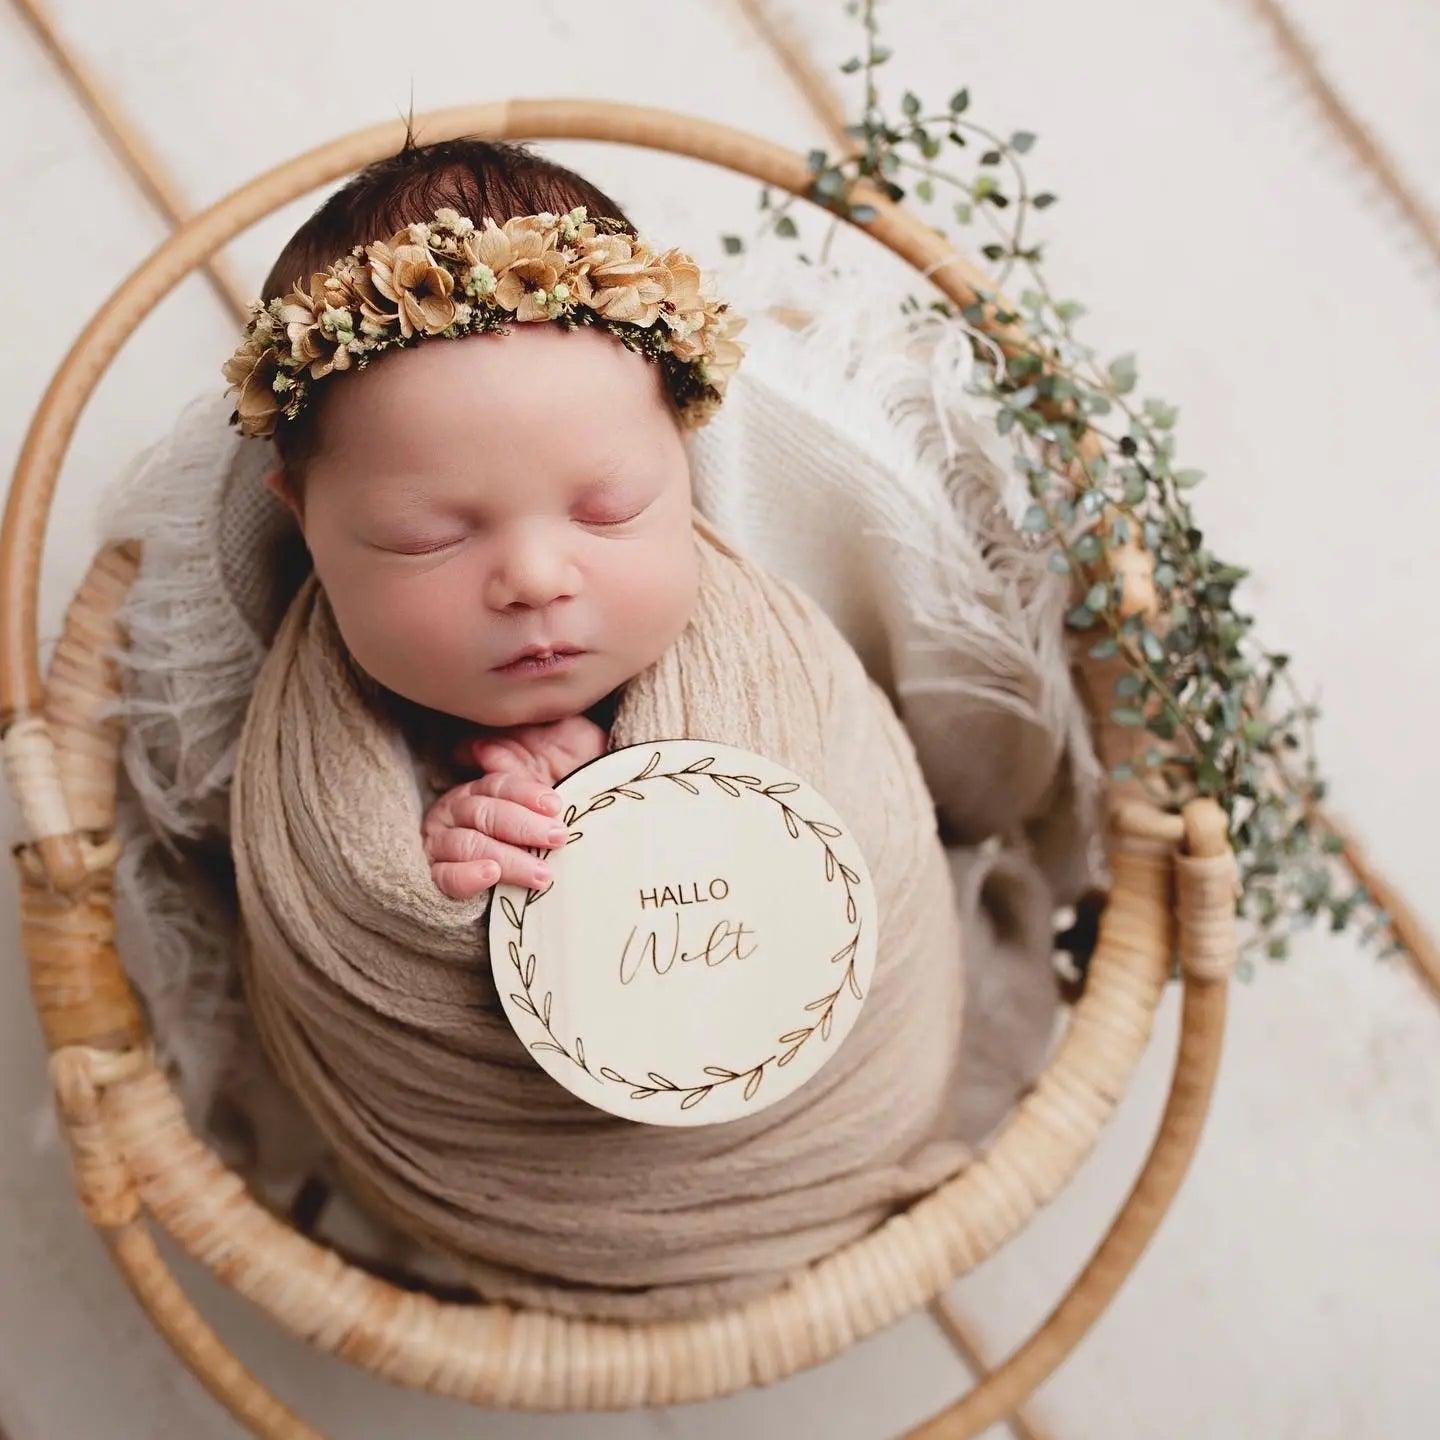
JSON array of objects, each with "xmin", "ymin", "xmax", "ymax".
[{"xmin": 493, "ymin": 749, "xmax": 866, "ymax": 1113}]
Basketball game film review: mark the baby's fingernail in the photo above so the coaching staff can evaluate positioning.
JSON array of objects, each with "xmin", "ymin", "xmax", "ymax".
[{"xmin": 538, "ymin": 791, "xmax": 561, "ymax": 813}]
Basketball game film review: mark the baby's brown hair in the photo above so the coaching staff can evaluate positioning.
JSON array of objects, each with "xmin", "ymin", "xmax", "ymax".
[{"xmin": 260, "ymin": 131, "xmax": 649, "ymax": 493}]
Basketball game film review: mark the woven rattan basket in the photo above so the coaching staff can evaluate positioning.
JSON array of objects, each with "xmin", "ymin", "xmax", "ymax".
[{"xmin": 0, "ymin": 101, "xmax": 1239, "ymax": 1438}]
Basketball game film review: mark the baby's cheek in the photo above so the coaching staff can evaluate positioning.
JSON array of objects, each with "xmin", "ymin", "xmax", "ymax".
[
  {"xmin": 332, "ymin": 574, "xmax": 469, "ymax": 702},
  {"xmin": 603, "ymin": 539, "xmax": 697, "ymax": 642}
]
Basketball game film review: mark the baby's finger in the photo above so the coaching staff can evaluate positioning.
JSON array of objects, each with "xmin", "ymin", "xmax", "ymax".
[
  {"xmin": 425, "ymin": 824, "xmax": 554, "ymax": 893},
  {"xmin": 448, "ymin": 787, "xmax": 570, "ymax": 854},
  {"xmin": 469, "ymin": 768, "xmax": 565, "ymax": 818},
  {"xmin": 429, "ymin": 855, "xmax": 500, "ymax": 901}
]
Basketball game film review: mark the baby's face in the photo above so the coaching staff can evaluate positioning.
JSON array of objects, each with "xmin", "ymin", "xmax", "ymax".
[{"xmin": 265, "ymin": 323, "xmax": 699, "ymax": 729}]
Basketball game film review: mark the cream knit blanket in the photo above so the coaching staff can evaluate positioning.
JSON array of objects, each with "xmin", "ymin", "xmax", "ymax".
[{"xmin": 229, "ymin": 516, "xmax": 970, "ymax": 1321}]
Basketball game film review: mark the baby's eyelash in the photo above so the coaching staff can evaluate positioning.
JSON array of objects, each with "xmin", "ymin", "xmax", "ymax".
[{"xmin": 387, "ymin": 506, "xmax": 645, "ymax": 552}]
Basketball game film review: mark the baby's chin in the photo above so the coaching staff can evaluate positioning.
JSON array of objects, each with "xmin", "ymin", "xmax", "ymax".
[{"xmin": 462, "ymin": 672, "xmax": 617, "ymax": 730}]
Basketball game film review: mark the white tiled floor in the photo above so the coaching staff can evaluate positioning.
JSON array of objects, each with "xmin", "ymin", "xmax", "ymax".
[{"xmin": 3, "ymin": 3, "xmax": 1438, "ymax": 1436}]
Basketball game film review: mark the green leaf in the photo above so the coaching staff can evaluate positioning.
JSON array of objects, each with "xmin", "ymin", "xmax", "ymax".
[
  {"xmin": 902, "ymin": 90, "xmax": 921, "ymax": 117},
  {"xmin": 1175, "ymin": 468, "xmax": 1205, "ymax": 489},
  {"xmin": 1085, "ymin": 581, "xmax": 1110, "ymax": 612},
  {"xmin": 1142, "ymin": 397, "xmax": 1177, "ymax": 429},
  {"xmin": 774, "ymin": 215, "xmax": 798, "ymax": 239},
  {"xmin": 849, "ymin": 203, "xmax": 878, "ymax": 223},
  {"xmin": 1107, "ymin": 353, "xmax": 1138, "ymax": 394},
  {"xmin": 1033, "ymin": 192, "xmax": 1057, "ymax": 209},
  {"xmin": 721, "ymin": 234, "xmax": 744, "ymax": 255},
  {"xmin": 949, "ymin": 88, "xmax": 970, "ymax": 113},
  {"xmin": 1021, "ymin": 503, "xmax": 1050, "ymax": 531},
  {"xmin": 840, "ymin": 56, "xmax": 863, "ymax": 74},
  {"xmin": 1111, "ymin": 706, "xmax": 1145, "ymax": 727},
  {"xmin": 1011, "ymin": 130, "xmax": 1037, "ymax": 153}
]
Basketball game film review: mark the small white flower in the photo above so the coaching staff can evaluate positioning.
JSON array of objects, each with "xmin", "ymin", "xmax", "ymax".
[
  {"xmin": 321, "ymin": 304, "xmax": 354, "ymax": 337},
  {"xmin": 466, "ymin": 263, "xmax": 497, "ymax": 298}
]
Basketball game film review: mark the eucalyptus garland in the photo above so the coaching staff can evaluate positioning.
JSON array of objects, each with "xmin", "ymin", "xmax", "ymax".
[{"xmin": 719, "ymin": 0, "xmax": 1401, "ymax": 976}]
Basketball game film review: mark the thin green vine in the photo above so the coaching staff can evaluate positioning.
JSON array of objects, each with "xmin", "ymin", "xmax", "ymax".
[{"xmin": 717, "ymin": 0, "xmax": 1402, "ymax": 977}]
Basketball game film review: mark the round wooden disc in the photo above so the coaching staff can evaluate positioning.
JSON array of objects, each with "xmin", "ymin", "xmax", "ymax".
[{"xmin": 488, "ymin": 738, "xmax": 878, "ymax": 1126}]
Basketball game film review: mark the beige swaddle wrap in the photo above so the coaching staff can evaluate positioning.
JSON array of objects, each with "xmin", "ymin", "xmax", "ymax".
[{"xmin": 229, "ymin": 514, "xmax": 970, "ymax": 1322}]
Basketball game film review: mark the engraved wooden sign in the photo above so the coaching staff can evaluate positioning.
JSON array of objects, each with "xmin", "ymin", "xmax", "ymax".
[{"xmin": 488, "ymin": 738, "xmax": 878, "ymax": 1127}]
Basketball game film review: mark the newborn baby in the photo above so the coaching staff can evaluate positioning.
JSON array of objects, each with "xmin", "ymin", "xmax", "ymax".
[{"xmin": 262, "ymin": 318, "xmax": 699, "ymax": 900}]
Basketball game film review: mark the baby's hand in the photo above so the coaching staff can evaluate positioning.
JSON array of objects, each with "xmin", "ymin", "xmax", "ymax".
[
  {"xmin": 421, "ymin": 771, "xmax": 570, "ymax": 900},
  {"xmin": 421, "ymin": 715, "xmax": 608, "ymax": 900}
]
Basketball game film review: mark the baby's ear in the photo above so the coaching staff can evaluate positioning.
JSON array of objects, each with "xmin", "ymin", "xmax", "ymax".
[{"xmin": 262, "ymin": 466, "xmax": 302, "ymax": 524}]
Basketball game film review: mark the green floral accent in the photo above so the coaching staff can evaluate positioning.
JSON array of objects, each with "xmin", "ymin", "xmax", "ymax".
[{"xmin": 716, "ymin": 0, "xmax": 1402, "ymax": 978}]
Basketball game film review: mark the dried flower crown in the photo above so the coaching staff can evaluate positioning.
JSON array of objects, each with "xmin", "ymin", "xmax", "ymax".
[{"xmin": 222, "ymin": 204, "xmax": 748, "ymax": 440}]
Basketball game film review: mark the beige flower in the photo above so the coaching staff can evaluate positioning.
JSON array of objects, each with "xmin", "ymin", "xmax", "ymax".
[
  {"xmin": 366, "ymin": 230, "xmax": 460, "ymax": 338},
  {"xmin": 573, "ymin": 232, "xmax": 673, "ymax": 327},
  {"xmin": 458, "ymin": 217, "xmax": 566, "ymax": 319},
  {"xmin": 699, "ymin": 306, "xmax": 747, "ymax": 392},
  {"xmin": 274, "ymin": 274, "xmax": 358, "ymax": 382},
  {"xmin": 319, "ymin": 255, "xmax": 397, "ymax": 338},
  {"xmin": 654, "ymin": 248, "xmax": 708, "ymax": 355},
  {"xmin": 221, "ymin": 339, "xmax": 281, "ymax": 437}
]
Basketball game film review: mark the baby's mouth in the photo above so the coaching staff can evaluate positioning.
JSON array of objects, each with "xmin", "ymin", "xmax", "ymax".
[{"xmin": 491, "ymin": 647, "xmax": 586, "ymax": 676}]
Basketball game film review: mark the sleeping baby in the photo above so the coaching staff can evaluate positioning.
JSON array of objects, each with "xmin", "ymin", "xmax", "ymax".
[
  {"xmin": 251, "ymin": 142, "xmax": 723, "ymax": 902},
  {"xmin": 262, "ymin": 315, "xmax": 695, "ymax": 901},
  {"xmin": 219, "ymin": 134, "xmax": 981, "ymax": 1314}
]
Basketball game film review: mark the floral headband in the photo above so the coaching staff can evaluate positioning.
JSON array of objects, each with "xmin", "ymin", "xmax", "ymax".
[{"xmin": 222, "ymin": 204, "xmax": 748, "ymax": 440}]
